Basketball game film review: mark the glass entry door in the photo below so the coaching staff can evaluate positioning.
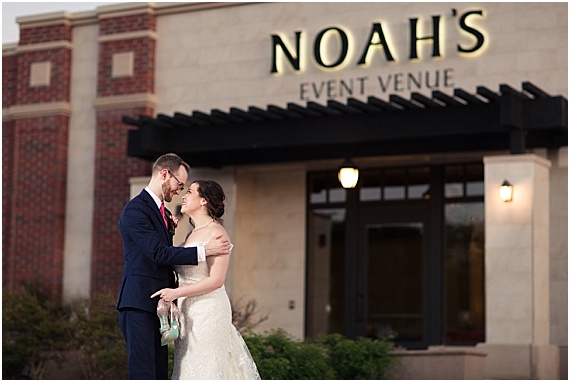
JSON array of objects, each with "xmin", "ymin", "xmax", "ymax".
[{"xmin": 356, "ymin": 204, "xmax": 435, "ymax": 349}]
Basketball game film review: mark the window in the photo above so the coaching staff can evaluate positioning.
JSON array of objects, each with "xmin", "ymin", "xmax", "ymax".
[
  {"xmin": 309, "ymin": 173, "xmax": 346, "ymax": 204},
  {"xmin": 358, "ymin": 167, "xmax": 431, "ymax": 202},
  {"xmin": 445, "ymin": 164, "xmax": 484, "ymax": 199},
  {"xmin": 444, "ymin": 202, "xmax": 485, "ymax": 344},
  {"xmin": 443, "ymin": 162, "xmax": 485, "ymax": 344}
]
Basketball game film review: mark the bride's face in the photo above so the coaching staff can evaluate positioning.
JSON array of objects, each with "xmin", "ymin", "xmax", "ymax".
[{"xmin": 180, "ymin": 183, "xmax": 204, "ymax": 216}]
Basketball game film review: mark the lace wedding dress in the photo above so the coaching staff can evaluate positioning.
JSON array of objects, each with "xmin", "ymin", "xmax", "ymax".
[{"xmin": 171, "ymin": 243, "xmax": 260, "ymax": 380}]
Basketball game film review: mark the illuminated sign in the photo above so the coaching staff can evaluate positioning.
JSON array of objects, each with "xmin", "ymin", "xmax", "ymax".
[{"xmin": 271, "ymin": 9, "xmax": 486, "ymax": 74}]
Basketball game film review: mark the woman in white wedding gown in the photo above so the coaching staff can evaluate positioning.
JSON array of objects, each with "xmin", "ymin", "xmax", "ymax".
[{"xmin": 152, "ymin": 180, "xmax": 260, "ymax": 380}]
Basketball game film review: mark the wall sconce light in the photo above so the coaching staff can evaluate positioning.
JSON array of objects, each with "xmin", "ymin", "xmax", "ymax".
[
  {"xmin": 499, "ymin": 180, "xmax": 514, "ymax": 202},
  {"xmin": 338, "ymin": 158, "xmax": 359, "ymax": 188}
]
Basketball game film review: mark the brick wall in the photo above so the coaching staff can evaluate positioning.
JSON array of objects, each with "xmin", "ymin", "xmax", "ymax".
[
  {"xmin": 97, "ymin": 39, "xmax": 155, "ymax": 97},
  {"xmin": 19, "ymin": 24, "xmax": 72, "ymax": 45},
  {"xmin": 2, "ymin": 120, "xmax": 15, "ymax": 289},
  {"xmin": 16, "ymin": 49, "xmax": 71, "ymax": 103},
  {"xmin": 8, "ymin": 116, "xmax": 69, "ymax": 297},
  {"xmin": 99, "ymin": 13, "xmax": 156, "ymax": 36},
  {"xmin": 91, "ymin": 108, "xmax": 150, "ymax": 293},
  {"xmin": 2, "ymin": 21, "xmax": 71, "ymax": 299},
  {"xmin": 91, "ymin": 7, "xmax": 157, "ymax": 294},
  {"xmin": 5, "ymin": 6, "xmax": 162, "ymax": 298},
  {"xmin": 2, "ymin": 54, "xmax": 17, "ymax": 107},
  {"xmin": 2, "ymin": 53, "xmax": 16, "ymax": 288}
]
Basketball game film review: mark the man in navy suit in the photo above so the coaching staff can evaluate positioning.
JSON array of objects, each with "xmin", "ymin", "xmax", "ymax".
[{"xmin": 117, "ymin": 153, "xmax": 231, "ymax": 379}]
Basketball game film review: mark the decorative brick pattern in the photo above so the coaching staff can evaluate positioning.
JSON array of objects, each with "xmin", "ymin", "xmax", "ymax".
[
  {"xmin": 16, "ymin": 49, "xmax": 71, "ymax": 104},
  {"xmin": 6, "ymin": 116, "xmax": 69, "ymax": 298},
  {"xmin": 98, "ymin": 39, "xmax": 155, "ymax": 97},
  {"xmin": 99, "ymin": 13, "xmax": 156, "ymax": 36},
  {"xmin": 19, "ymin": 24, "xmax": 72, "ymax": 45},
  {"xmin": 91, "ymin": 108, "xmax": 151, "ymax": 293}
]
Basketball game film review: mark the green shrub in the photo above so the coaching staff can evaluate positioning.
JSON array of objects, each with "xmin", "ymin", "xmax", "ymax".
[
  {"xmin": 3, "ymin": 286, "xmax": 396, "ymax": 380},
  {"xmin": 2, "ymin": 284, "xmax": 74, "ymax": 379},
  {"xmin": 245, "ymin": 329, "xmax": 335, "ymax": 379},
  {"xmin": 70, "ymin": 288, "xmax": 128, "ymax": 379},
  {"xmin": 318, "ymin": 333, "xmax": 396, "ymax": 379},
  {"xmin": 244, "ymin": 330, "xmax": 396, "ymax": 380},
  {"xmin": 168, "ymin": 343, "xmax": 175, "ymax": 378},
  {"xmin": 2, "ymin": 286, "xmax": 127, "ymax": 380}
]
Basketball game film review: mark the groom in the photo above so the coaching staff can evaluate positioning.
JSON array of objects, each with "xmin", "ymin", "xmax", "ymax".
[{"xmin": 116, "ymin": 153, "xmax": 231, "ymax": 379}]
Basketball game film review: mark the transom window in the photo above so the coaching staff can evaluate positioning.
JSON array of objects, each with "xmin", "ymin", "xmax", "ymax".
[{"xmin": 359, "ymin": 167, "xmax": 431, "ymax": 201}]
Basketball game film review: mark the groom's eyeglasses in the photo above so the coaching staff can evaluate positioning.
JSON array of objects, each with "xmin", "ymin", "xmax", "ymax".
[{"xmin": 168, "ymin": 171, "xmax": 184, "ymax": 191}]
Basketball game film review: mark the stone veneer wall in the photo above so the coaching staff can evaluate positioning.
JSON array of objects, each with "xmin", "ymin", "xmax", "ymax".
[
  {"xmin": 549, "ymin": 147, "xmax": 568, "ymax": 379},
  {"xmin": 61, "ymin": 22, "xmax": 99, "ymax": 301},
  {"xmin": 480, "ymin": 154, "xmax": 559, "ymax": 379},
  {"xmin": 234, "ymin": 166, "xmax": 306, "ymax": 339}
]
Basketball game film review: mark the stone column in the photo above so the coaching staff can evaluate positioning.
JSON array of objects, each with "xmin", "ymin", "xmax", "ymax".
[{"xmin": 478, "ymin": 154, "xmax": 559, "ymax": 379}]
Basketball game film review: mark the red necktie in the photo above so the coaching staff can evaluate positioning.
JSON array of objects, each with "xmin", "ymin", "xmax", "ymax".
[{"xmin": 160, "ymin": 202, "xmax": 168, "ymax": 228}]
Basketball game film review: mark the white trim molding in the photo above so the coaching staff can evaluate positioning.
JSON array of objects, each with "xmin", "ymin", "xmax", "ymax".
[
  {"xmin": 93, "ymin": 92, "xmax": 158, "ymax": 111},
  {"xmin": 98, "ymin": 30, "xmax": 158, "ymax": 43},
  {"xmin": 3, "ymin": 102, "xmax": 72, "ymax": 120}
]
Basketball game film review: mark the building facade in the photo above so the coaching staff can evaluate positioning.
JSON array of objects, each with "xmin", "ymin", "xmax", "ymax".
[{"xmin": 2, "ymin": 2, "xmax": 567, "ymax": 379}]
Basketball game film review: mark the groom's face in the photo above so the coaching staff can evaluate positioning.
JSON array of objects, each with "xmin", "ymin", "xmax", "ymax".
[
  {"xmin": 162, "ymin": 166, "xmax": 188, "ymax": 203},
  {"xmin": 162, "ymin": 181, "xmax": 174, "ymax": 203}
]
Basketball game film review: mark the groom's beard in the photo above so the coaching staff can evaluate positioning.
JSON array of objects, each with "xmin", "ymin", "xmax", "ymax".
[{"xmin": 162, "ymin": 182, "xmax": 174, "ymax": 203}]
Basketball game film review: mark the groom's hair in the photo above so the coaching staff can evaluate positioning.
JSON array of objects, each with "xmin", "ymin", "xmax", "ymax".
[{"xmin": 152, "ymin": 153, "xmax": 190, "ymax": 175}]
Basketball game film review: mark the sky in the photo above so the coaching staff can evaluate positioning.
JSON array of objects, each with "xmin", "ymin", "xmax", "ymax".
[
  {"xmin": 2, "ymin": 2, "xmax": 117, "ymax": 44},
  {"xmin": 1, "ymin": 1, "xmax": 437, "ymax": 44}
]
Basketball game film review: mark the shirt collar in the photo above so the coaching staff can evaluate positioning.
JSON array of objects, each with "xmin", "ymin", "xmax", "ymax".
[{"xmin": 145, "ymin": 187, "xmax": 162, "ymax": 209}]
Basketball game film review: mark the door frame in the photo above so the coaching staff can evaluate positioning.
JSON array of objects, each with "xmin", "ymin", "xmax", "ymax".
[
  {"xmin": 344, "ymin": 198, "xmax": 444, "ymax": 349},
  {"xmin": 307, "ymin": 164, "xmax": 485, "ymax": 347}
]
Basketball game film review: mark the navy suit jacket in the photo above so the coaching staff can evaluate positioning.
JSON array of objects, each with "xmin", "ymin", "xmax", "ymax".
[{"xmin": 116, "ymin": 189, "xmax": 198, "ymax": 314}]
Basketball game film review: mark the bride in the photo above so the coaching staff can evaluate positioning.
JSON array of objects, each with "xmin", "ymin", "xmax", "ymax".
[{"xmin": 151, "ymin": 180, "xmax": 260, "ymax": 380}]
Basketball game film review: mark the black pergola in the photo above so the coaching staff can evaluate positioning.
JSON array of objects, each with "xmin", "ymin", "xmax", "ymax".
[{"xmin": 124, "ymin": 82, "xmax": 567, "ymax": 168}]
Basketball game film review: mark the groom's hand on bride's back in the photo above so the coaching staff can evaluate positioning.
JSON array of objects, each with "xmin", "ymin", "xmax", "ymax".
[{"xmin": 205, "ymin": 234, "xmax": 232, "ymax": 256}]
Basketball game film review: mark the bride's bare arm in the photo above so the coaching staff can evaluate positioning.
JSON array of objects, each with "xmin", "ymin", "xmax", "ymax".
[
  {"xmin": 174, "ymin": 253, "xmax": 229, "ymax": 298},
  {"xmin": 151, "ymin": 228, "xmax": 231, "ymax": 301}
]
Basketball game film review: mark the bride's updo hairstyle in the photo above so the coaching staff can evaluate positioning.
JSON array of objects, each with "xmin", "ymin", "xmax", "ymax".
[{"xmin": 193, "ymin": 180, "xmax": 226, "ymax": 225}]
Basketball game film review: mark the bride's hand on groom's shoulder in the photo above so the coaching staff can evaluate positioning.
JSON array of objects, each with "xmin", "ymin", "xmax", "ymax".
[{"xmin": 205, "ymin": 233, "xmax": 232, "ymax": 257}]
